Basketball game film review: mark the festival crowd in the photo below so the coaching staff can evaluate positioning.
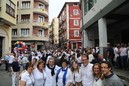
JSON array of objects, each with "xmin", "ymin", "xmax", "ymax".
[{"xmin": 1, "ymin": 43, "xmax": 129, "ymax": 86}]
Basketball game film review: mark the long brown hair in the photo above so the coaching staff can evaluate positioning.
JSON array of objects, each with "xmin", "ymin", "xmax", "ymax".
[{"xmin": 70, "ymin": 60, "xmax": 80, "ymax": 73}]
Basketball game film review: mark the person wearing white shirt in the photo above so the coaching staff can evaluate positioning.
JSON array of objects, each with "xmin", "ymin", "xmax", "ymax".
[
  {"xmin": 21, "ymin": 54, "xmax": 29, "ymax": 70},
  {"xmin": 32, "ymin": 53, "xmax": 40, "ymax": 63},
  {"xmin": 80, "ymin": 54, "xmax": 94, "ymax": 86},
  {"xmin": 44, "ymin": 57, "xmax": 60, "ymax": 86},
  {"xmin": 56, "ymin": 60, "xmax": 73, "ymax": 86},
  {"xmin": 120, "ymin": 44, "xmax": 128, "ymax": 70},
  {"xmin": 92, "ymin": 63, "xmax": 103, "ymax": 86},
  {"xmin": 33, "ymin": 61, "xmax": 46, "ymax": 86},
  {"xmin": 9, "ymin": 53, "xmax": 15, "ymax": 64},
  {"xmin": 20, "ymin": 62, "xmax": 34, "ymax": 86},
  {"xmin": 70, "ymin": 60, "xmax": 82, "ymax": 86}
]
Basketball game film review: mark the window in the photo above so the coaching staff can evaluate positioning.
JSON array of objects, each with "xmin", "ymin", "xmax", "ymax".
[
  {"xmin": 39, "ymin": 4, "xmax": 45, "ymax": 9},
  {"xmin": 38, "ymin": 30, "xmax": 44, "ymax": 37},
  {"xmin": 6, "ymin": 0, "xmax": 15, "ymax": 17},
  {"xmin": 73, "ymin": 9, "xmax": 79, "ymax": 15},
  {"xmin": 17, "ymin": 1, "xmax": 19, "ymax": 8},
  {"xmin": 21, "ymin": 14, "xmax": 30, "ymax": 23},
  {"xmin": 12, "ymin": 29, "xmax": 17, "ymax": 36},
  {"xmin": 74, "ymin": 20, "xmax": 79, "ymax": 26},
  {"xmin": 21, "ymin": 28, "xmax": 29, "ymax": 37},
  {"xmin": 38, "ymin": 16, "xmax": 44, "ymax": 22},
  {"xmin": 74, "ymin": 30, "xmax": 79, "ymax": 37},
  {"xmin": 73, "ymin": 43, "xmax": 76, "ymax": 49},
  {"xmin": 73, "ymin": 3, "xmax": 78, "ymax": 6},
  {"xmin": 84, "ymin": 0, "xmax": 97, "ymax": 14},
  {"xmin": 22, "ymin": 1, "xmax": 30, "ymax": 9},
  {"xmin": 16, "ymin": 15, "xmax": 18, "ymax": 23}
]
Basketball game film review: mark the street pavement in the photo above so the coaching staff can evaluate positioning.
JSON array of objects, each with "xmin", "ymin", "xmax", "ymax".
[
  {"xmin": 0, "ymin": 64, "xmax": 129, "ymax": 86},
  {"xmin": 113, "ymin": 68, "xmax": 129, "ymax": 86},
  {"xmin": 0, "ymin": 65, "xmax": 12, "ymax": 86}
]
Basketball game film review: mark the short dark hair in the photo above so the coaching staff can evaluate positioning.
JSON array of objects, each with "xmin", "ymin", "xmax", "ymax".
[
  {"xmin": 61, "ymin": 59, "xmax": 69, "ymax": 65},
  {"xmin": 25, "ymin": 62, "xmax": 33, "ymax": 70},
  {"xmin": 101, "ymin": 61, "xmax": 112, "ymax": 70},
  {"xmin": 82, "ymin": 54, "xmax": 89, "ymax": 60}
]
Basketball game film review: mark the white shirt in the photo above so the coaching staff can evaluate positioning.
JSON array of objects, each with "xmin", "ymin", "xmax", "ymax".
[
  {"xmin": 21, "ymin": 71, "xmax": 34, "ymax": 86},
  {"xmin": 56, "ymin": 67, "xmax": 73, "ymax": 86},
  {"xmin": 44, "ymin": 65, "xmax": 60, "ymax": 86},
  {"xmin": 114, "ymin": 47, "xmax": 119, "ymax": 61},
  {"xmin": 93, "ymin": 77, "xmax": 103, "ymax": 86},
  {"xmin": 21, "ymin": 57, "xmax": 29, "ymax": 64},
  {"xmin": 88, "ymin": 54, "xmax": 94, "ymax": 62},
  {"xmin": 76, "ymin": 56, "xmax": 82, "ymax": 63},
  {"xmin": 120, "ymin": 47, "xmax": 127, "ymax": 56},
  {"xmin": 33, "ymin": 68, "xmax": 46, "ymax": 86},
  {"xmin": 114, "ymin": 47, "xmax": 119, "ymax": 58},
  {"xmin": 9, "ymin": 55, "xmax": 14, "ymax": 64},
  {"xmin": 81, "ymin": 63, "xmax": 94, "ymax": 86},
  {"xmin": 72, "ymin": 68, "xmax": 82, "ymax": 83}
]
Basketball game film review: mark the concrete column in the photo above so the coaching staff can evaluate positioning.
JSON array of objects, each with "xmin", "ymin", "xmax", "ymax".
[
  {"xmin": 83, "ymin": 30, "xmax": 88, "ymax": 48},
  {"xmin": 98, "ymin": 18, "xmax": 107, "ymax": 55}
]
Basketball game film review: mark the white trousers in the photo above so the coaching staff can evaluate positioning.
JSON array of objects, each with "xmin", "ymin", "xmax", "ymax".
[{"xmin": 12, "ymin": 72, "xmax": 19, "ymax": 86}]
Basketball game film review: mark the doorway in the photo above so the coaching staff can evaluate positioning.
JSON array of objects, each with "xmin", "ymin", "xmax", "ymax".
[{"xmin": 0, "ymin": 37, "xmax": 3, "ymax": 58}]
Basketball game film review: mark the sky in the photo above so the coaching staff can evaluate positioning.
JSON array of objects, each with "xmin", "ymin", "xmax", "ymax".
[{"xmin": 49, "ymin": 0, "xmax": 79, "ymax": 23}]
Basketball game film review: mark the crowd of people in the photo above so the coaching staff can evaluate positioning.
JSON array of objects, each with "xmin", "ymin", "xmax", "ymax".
[{"xmin": 1, "ymin": 43, "xmax": 129, "ymax": 86}]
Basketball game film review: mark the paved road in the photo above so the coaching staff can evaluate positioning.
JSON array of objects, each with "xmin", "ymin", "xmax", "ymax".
[{"xmin": 0, "ymin": 64, "xmax": 12, "ymax": 86}]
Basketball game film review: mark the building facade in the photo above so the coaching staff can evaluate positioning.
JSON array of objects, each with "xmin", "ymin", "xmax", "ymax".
[
  {"xmin": 49, "ymin": 18, "xmax": 59, "ymax": 47},
  {"xmin": 58, "ymin": 2, "xmax": 82, "ymax": 49},
  {"xmin": 0, "ymin": 0, "xmax": 17, "ymax": 57},
  {"xmin": 12, "ymin": 0, "xmax": 49, "ymax": 51},
  {"xmin": 80, "ymin": 0, "xmax": 129, "ymax": 53}
]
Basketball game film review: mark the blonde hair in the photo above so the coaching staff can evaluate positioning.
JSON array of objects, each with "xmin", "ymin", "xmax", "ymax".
[{"xmin": 92, "ymin": 63, "xmax": 103, "ymax": 79}]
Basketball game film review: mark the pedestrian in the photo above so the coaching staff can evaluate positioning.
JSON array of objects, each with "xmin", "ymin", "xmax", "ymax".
[
  {"xmin": 20, "ymin": 62, "xmax": 34, "ymax": 86},
  {"xmin": 4, "ymin": 53, "xmax": 10, "ymax": 71},
  {"xmin": 80, "ymin": 54, "xmax": 94, "ymax": 86},
  {"xmin": 92, "ymin": 63, "xmax": 103, "ymax": 86},
  {"xmin": 101, "ymin": 61, "xmax": 124, "ymax": 86},
  {"xmin": 10, "ymin": 57, "xmax": 20, "ymax": 86},
  {"xmin": 70, "ymin": 60, "xmax": 82, "ymax": 86},
  {"xmin": 44, "ymin": 57, "xmax": 60, "ymax": 86},
  {"xmin": 33, "ymin": 60, "xmax": 46, "ymax": 86},
  {"xmin": 21, "ymin": 53, "xmax": 29, "ymax": 70},
  {"xmin": 56, "ymin": 59, "xmax": 73, "ymax": 86}
]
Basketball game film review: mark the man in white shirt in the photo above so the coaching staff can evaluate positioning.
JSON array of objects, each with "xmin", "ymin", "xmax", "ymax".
[{"xmin": 80, "ymin": 54, "xmax": 94, "ymax": 86}]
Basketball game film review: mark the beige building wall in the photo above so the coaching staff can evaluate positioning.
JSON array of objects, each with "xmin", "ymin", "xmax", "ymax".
[
  {"xmin": 53, "ymin": 18, "xmax": 59, "ymax": 44},
  {"xmin": 12, "ymin": 0, "xmax": 49, "ymax": 50},
  {"xmin": 0, "ymin": 0, "xmax": 17, "ymax": 57}
]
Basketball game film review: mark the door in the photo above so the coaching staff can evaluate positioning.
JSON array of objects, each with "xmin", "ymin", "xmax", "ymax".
[{"xmin": 0, "ymin": 37, "xmax": 3, "ymax": 58}]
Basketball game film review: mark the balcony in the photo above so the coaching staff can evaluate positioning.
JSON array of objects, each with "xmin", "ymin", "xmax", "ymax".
[
  {"xmin": 12, "ymin": 35, "xmax": 49, "ymax": 41},
  {"xmin": 33, "ymin": 20, "xmax": 48, "ymax": 28},
  {"xmin": 20, "ymin": 19, "xmax": 30, "ymax": 23},
  {"xmin": 33, "ymin": 7, "xmax": 48, "ymax": 17},
  {"xmin": 34, "ymin": 0, "xmax": 49, "ymax": 5}
]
